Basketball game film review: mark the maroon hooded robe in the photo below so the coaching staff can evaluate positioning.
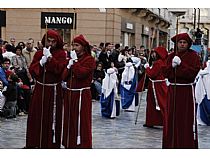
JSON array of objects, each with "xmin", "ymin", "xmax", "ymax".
[
  {"xmin": 162, "ymin": 33, "xmax": 201, "ymax": 148},
  {"xmin": 144, "ymin": 47, "xmax": 168, "ymax": 127},
  {"xmin": 62, "ymin": 35, "xmax": 96, "ymax": 148},
  {"xmin": 26, "ymin": 30, "xmax": 67, "ymax": 148}
]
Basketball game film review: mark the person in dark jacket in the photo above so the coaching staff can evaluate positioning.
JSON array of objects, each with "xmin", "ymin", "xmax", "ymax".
[{"xmin": 2, "ymin": 73, "xmax": 19, "ymax": 119}]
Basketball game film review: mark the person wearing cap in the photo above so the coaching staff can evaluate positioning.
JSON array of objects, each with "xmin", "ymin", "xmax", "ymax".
[
  {"xmin": 100, "ymin": 67, "xmax": 120, "ymax": 118},
  {"xmin": 26, "ymin": 30, "xmax": 67, "ymax": 148},
  {"xmin": 163, "ymin": 33, "xmax": 201, "ymax": 148},
  {"xmin": 62, "ymin": 34, "xmax": 96, "ymax": 148},
  {"xmin": 142, "ymin": 47, "xmax": 168, "ymax": 129}
]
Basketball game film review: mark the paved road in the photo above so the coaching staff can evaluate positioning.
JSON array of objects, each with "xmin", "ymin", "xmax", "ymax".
[{"xmin": 0, "ymin": 91, "xmax": 210, "ymax": 149}]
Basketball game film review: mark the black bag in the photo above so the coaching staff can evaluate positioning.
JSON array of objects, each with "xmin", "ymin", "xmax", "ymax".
[
  {"xmin": 15, "ymin": 67, "xmax": 27, "ymax": 75},
  {"xmin": 115, "ymin": 60, "xmax": 125, "ymax": 69}
]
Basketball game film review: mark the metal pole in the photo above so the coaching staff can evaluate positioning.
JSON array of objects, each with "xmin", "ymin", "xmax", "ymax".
[
  {"xmin": 39, "ymin": 23, "xmax": 48, "ymax": 148},
  {"xmin": 194, "ymin": 8, "xmax": 196, "ymax": 30},
  {"xmin": 198, "ymin": 8, "xmax": 200, "ymax": 29},
  {"xmin": 135, "ymin": 31, "xmax": 154, "ymax": 125},
  {"xmin": 66, "ymin": 8, "xmax": 76, "ymax": 149}
]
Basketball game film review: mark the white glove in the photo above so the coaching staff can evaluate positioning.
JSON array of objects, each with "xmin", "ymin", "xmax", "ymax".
[
  {"xmin": 40, "ymin": 56, "xmax": 47, "ymax": 67},
  {"xmin": 200, "ymin": 69, "xmax": 209, "ymax": 76},
  {"xmin": 144, "ymin": 63, "xmax": 150, "ymax": 69},
  {"xmin": 172, "ymin": 56, "xmax": 181, "ymax": 68},
  {"xmin": 2, "ymin": 86, "xmax": 7, "ymax": 92},
  {"xmin": 70, "ymin": 50, "xmax": 78, "ymax": 60},
  {"xmin": 43, "ymin": 47, "xmax": 52, "ymax": 58},
  {"xmin": 67, "ymin": 59, "xmax": 74, "ymax": 69}
]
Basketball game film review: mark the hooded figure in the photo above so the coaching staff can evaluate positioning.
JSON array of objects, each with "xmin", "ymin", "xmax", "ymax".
[
  {"xmin": 171, "ymin": 33, "xmax": 193, "ymax": 48},
  {"xmin": 26, "ymin": 29, "xmax": 67, "ymax": 148},
  {"xmin": 162, "ymin": 33, "xmax": 201, "ymax": 149},
  {"xmin": 62, "ymin": 34, "xmax": 96, "ymax": 148},
  {"xmin": 143, "ymin": 46, "xmax": 168, "ymax": 129},
  {"xmin": 72, "ymin": 34, "xmax": 91, "ymax": 55},
  {"xmin": 100, "ymin": 68, "xmax": 120, "ymax": 118},
  {"xmin": 195, "ymin": 60, "xmax": 210, "ymax": 126},
  {"xmin": 120, "ymin": 62, "xmax": 138, "ymax": 112}
]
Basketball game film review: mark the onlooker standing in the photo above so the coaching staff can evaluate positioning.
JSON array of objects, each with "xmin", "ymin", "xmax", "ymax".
[
  {"xmin": 35, "ymin": 40, "xmax": 43, "ymax": 51},
  {"xmin": 18, "ymin": 42, "xmax": 26, "ymax": 50},
  {"xmin": 22, "ymin": 38, "xmax": 37, "ymax": 68},
  {"xmin": 2, "ymin": 44, "xmax": 16, "ymax": 62},
  {"xmin": 163, "ymin": 33, "xmax": 201, "ymax": 148},
  {"xmin": 91, "ymin": 62, "xmax": 105, "ymax": 100},
  {"xmin": 98, "ymin": 42, "xmax": 112, "ymax": 70},
  {"xmin": 12, "ymin": 45, "xmax": 32, "ymax": 86},
  {"xmin": 10, "ymin": 37, "xmax": 16, "ymax": 53},
  {"xmin": 12, "ymin": 45, "xmax": 32, "ymax": 113}
]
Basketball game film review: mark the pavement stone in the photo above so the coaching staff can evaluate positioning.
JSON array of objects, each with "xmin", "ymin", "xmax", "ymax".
[{"xmin": 0, "ymin": 91, "xmax": 210, "ymax": 149}]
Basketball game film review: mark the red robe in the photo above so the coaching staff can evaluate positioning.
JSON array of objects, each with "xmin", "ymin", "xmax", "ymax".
[
  {"xmin": 145, "ymin": 59, "xmax": 168, "ymax": 126},
  {"xmin": 163, "ymin": 50, "xmax": 200, "ymax": 148},
  {"xmin": 62, "ymin": 53, "xmax": 96, "ymax": 148},
  {"xmin": 26, "ymin": 49, "xmax": 67, "ymax": 148}
]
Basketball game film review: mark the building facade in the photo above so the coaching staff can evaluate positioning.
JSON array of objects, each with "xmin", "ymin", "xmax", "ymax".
[
  {"xmin": 168, "ymin": 8, "xmax": 210, "ymax": 48},
  {"xmin": 0, "ymin": 8, "xmax": 172, "ymax": 49}
]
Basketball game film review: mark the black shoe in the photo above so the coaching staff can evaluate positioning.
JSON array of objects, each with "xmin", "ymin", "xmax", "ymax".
[
  {"xmin": 143, "ymin": 124, "xmax": 154, "ymax": 128},
  {"xmin": 143, "ymin": 124, "xmax": 160, "ymax": 129}
]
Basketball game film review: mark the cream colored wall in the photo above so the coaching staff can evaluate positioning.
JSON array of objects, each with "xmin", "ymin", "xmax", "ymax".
[{"xmin": 1, "ymin": 8, "xmax": 169, "ymax": 48}]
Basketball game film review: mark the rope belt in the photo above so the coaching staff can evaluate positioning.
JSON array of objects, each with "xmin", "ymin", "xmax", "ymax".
[
  {"xmin": 149, "ymin": 78, "xmax": 167, "ymax": 111},
  {"xmin": 169, "ymin": 82, "xmax": 194, "ymax": 86},
  {"xmin": 169, "ymin": 82, "xmax": 197, "ymax": 140},
  {"xmin": 36, "ymin": 81, "xmax": 60, "ymax": 143},
  {"xmin": 66, "ymin": 87, "xmax": 90, "ymax": 145}
]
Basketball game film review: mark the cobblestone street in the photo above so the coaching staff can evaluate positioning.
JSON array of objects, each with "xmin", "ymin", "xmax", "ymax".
[{"xmin": 0, "ymin": 92, "xmax": 210, "ymax": 149}]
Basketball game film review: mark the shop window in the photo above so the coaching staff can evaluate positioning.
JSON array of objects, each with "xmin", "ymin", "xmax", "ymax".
[{"xmin": 52, "ymin": 28, "xmax": 71, "ymax": 44}]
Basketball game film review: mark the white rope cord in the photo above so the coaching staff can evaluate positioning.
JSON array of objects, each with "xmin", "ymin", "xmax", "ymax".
[
  {"xmin": 170, "ymin": 82, "xmax": 197, "ymax": 140},
  {"xmin": 66, "ymin": 87, "xmax": 90, "ymax": 145},
  {"xmin": 37, "ymin": 81, "xmax": 59, "ymax": 143},
  {"xmin": 149, "ymin": 78, "xmax": 167, "ymax": 111}
]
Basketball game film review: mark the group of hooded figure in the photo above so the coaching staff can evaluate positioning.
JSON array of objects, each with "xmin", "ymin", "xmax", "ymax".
[
  {"xmin": 100, "ymin": 32, "xmax": 209, "ymax": 149},
  {"xmin": 25, "ymin": 29, "xmax": 208, "ymax": 149},
  {"xmin": 100, "ymin": 57, "xmax": 139, "ymax": 119},
  {"xmin": 26, "ymin": 30, "xmax": 95, "ymax": 149}
]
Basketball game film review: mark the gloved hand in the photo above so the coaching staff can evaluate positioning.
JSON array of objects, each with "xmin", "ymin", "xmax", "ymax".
[
  {"xmin": 200, "ymin": 69, "xmax": 209, "ymax": 76},
  {"xmin": 70, "ymin": 50, "xmax": 78, "ymax": 60},
  {"xmin": 172, "ymin": 56, "xmax": 181, "ymax": 68},
  {"xmin": 43, "ymin": 47, "xmax": 52, "ymax": 58},
  {"xmin": 40, "ymin": 56, "xmax": 47, "ymax": 67},
  {"xmin": 144, "ymin": 63, "xmax": 150, "ymax": 69},
  {"xmin": 67, "ymin": 59, "xmax": 74, "ymax": 69},
  {"xmin": 2, "ymin": 86, "xmax": 7, "ymax": 92}
]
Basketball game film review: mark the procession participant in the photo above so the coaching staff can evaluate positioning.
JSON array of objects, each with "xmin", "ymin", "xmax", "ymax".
[
  {"xmin": 163, "ymin": 33, "xmax": 201, "ymax": 148},
  {"xmin": 26, "ymin": 29, "xmax": 66, "ymax": 148},
  {"xmin": 143, "ymin": 47, "xmax": 168, "ymax": 128},
  {"xmin": 62, "ymin": 34, "xmax": 96, "ymax": 148},
  {"xmin": 195, "ymin": 60, "xmax": 210, "ymax": 126},
  {"xmin": 120, "ymin": 61, "xmax": 138, "ymax": 112},
  {"xmin": 101, "ymin": 67, "xmax": 120, "ymax": 118}
]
